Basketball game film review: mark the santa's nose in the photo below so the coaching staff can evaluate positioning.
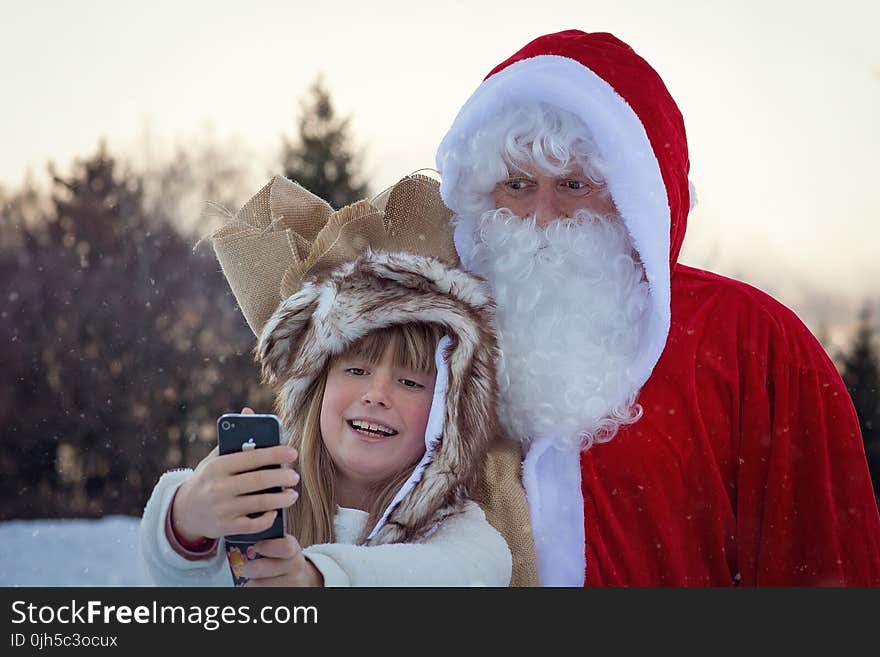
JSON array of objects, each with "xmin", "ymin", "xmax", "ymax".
[{"xmin": 533, "ymin": 187, "xmax": 568, "ymax": 227}]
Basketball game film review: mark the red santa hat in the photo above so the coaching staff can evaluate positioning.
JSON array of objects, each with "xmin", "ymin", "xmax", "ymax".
[{"xmin": 436, "ymin": 29, "xmax": 694, "ymax": 392}]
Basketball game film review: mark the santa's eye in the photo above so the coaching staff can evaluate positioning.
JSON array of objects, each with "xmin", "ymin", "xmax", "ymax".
[
  {"xmin": 499, "ymin": 178, "xmax": 533, "ymax": 192},
  {"xmin": 560, "ymin": 179, "xmax": 594, "ymax": 195}
]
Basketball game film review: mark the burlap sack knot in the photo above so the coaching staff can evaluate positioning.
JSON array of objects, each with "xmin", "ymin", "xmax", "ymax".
[{"xmin": 208, "ymin": 174, "xmax": 458, "ymax": 337}]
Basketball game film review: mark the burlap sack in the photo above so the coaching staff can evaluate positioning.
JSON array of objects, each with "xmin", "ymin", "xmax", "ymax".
[{"xmin": 478, "ymin": 439, "xmax": 540, "ymax": 587}]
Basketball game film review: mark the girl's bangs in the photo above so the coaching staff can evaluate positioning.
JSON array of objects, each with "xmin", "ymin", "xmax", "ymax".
[{"xmin": 338, "ymin": 323, "xmax": 443, "ymax": 373}]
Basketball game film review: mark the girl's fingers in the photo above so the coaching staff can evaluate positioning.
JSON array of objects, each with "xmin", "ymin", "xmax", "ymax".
[
  {"xmin": 227, "ymin": 510, "xmax": 279, "ymax": 536},
  {"xmin": 228, "ymin": 467, "xmax": 300, "ymax": 496},
  {"xmin": 240, "ymin": 554, "xmax": 292, "ymax": 580},
  {"xmin": 253, "ymin": 535, "xmax": 301, "ymax": 559},
  {"xmin": 216, "ymin": 446, "xmax": 298, "ymax": 475},
  {"xmin": 230, "ymin": 490, "xmax": 298, "ymax": 517}
]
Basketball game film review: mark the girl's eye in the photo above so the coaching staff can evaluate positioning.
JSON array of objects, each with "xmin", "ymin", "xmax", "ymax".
[
  {"xmin": 399, "ymin": 378, "xmax": 424, "ymax": 389},
  {"xmin": 346, "ymin": 367, "xmax": 368, "ymax": 376}
]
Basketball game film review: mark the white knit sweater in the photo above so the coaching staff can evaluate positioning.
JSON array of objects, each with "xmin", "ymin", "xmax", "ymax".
[{"xmin": 139, "ymin": 469, "xmax": 511, "ymax": 587}]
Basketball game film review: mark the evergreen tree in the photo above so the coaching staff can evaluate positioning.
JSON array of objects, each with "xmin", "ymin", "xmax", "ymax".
[
  {"xmin": 840, "ymin": 303, "xmax": 880, "ymax": 501},
  {"xmin": 0, "ymin": 145, "xmax": 272, "ymax": 519},
  {"xmin": 281, "ymin": 76, "xmax": 369, "ymax": 208}
]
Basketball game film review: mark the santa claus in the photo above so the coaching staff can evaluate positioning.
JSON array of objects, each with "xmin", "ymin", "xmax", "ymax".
[{"xmin": 436, "ymin": 29, "xmax": 880, "ymax": 585}]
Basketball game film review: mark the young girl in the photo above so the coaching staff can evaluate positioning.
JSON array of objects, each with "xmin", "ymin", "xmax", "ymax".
[{"xmin": 139, "ymin": 175, "xmax": 520, "ymax": 586}]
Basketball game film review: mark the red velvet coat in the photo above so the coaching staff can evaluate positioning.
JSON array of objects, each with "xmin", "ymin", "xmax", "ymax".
[{"xmin": 582, "ymin": 263, "xmax": 880, "ymax": 585}]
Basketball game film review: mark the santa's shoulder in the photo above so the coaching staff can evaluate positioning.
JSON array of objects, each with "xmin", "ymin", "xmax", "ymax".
[{"xmin": 668, "ymin": 264, "xmax": 829, "ymax": 369}]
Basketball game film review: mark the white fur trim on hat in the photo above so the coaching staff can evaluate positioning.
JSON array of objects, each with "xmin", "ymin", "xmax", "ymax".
[{"xmin": 437, "ymin": 54, "xmax": 671, "ymax": 395}]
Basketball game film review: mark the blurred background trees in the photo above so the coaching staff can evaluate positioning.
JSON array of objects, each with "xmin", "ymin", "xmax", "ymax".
[
  {"xmin": 840, "ymin": 305, "xmax": 880, "ymax": 504},
  {"xmin": 0, "ymin": 77, "xmax": 369, "ymax": 519}
]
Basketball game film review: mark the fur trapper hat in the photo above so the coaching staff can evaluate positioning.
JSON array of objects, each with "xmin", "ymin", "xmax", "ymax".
[{"xmin": 259, "ymin": 250, "xmax": 500, "ymax": 544}]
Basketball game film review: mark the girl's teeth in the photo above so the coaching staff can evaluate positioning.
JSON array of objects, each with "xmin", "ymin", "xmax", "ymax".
[{"xmin": 351, "ymin": 420, "xmax": 394, "ymax": 435}]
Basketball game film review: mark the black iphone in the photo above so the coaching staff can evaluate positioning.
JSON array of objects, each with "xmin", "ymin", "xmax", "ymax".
[{"xmin": 217, "ymin": 412, "xmax": 286, "ymax": 586}]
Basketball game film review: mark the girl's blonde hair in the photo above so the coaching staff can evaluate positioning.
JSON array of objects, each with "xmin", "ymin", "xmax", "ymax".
[{"xmin": 284, "ymin": 322, "xmax": 444, "ymax": 547}]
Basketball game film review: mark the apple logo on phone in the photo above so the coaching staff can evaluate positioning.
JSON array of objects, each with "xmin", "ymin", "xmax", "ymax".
[{"xmin": 242, "ymin": 438, "xmax": 256, "ymax": 451}]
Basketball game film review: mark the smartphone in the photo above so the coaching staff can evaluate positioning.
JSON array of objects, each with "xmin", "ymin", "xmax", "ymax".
[{"xmin": 217, "ymin": 412, "xmax": 286, "ymax": 586}]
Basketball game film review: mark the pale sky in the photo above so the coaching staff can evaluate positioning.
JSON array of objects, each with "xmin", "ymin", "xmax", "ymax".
[{"xmin": 2, "ymin": 0, "xmax": 878, "ymax": 339}]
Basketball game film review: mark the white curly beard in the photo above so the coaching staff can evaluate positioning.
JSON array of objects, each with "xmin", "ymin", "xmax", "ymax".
[{"xmin": 455, "ymin": 208, "xmax": 650, "ymax": 451}]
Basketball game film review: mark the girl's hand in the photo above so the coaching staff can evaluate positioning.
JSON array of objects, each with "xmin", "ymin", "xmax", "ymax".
[
  {"xmin": 240, "ymin": 536, "xmax": 324, "ymax": 587},
  {"xmin": 171, "ymin": 408, "xmax": 299, "ymax": 543}
]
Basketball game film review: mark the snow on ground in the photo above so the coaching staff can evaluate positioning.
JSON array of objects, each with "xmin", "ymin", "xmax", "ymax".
[{"xmin": 0, "ymin": 516, "xmax": 151, "ymax": 586}]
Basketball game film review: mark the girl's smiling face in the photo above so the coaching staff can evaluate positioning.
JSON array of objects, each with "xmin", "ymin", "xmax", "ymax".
[{"xmin": 319, "ymin": 337, "xmax": 436, "ymax": 506}]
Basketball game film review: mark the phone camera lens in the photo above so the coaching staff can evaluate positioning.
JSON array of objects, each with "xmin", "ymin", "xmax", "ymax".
[{"xmin": 221, "ymin": 421, "xmax": 231, "ymax": 430}]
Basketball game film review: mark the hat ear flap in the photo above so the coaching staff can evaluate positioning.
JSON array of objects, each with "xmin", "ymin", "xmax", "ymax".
[{"xmin": 256, "ymin": 289, "xmax": 319, "ymax": 386}]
